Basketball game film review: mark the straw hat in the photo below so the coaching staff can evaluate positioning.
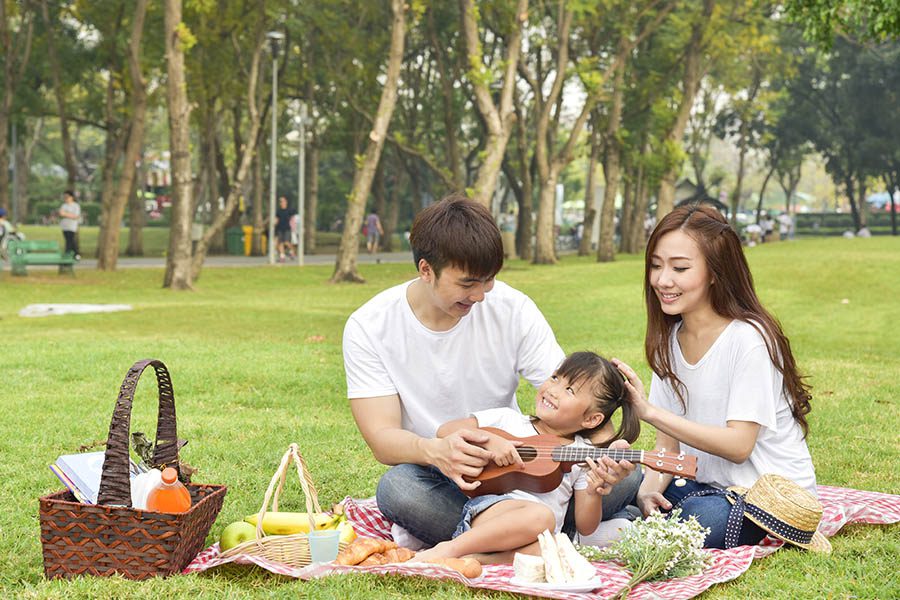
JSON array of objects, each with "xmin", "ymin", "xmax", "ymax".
[{"xmin": 726, "ymin": 474, "xmax": 831, "ymax": 553}]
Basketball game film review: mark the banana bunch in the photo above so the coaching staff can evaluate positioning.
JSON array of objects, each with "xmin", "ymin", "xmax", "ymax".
[
  {"xmin": 244, "ymin": 503, "xmax": 357, "ymax": 543},
  {"xmin": 244, "ymin": 511, "xmax": 339, "ymax": 534}
]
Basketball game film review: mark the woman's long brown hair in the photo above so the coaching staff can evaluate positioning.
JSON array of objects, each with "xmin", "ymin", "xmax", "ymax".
[{"xmin": 644, "ymin": 204, "xmax": 812, "ymax": 436}]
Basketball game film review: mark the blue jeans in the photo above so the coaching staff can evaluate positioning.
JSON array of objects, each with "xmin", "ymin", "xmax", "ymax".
[
  {"xmin": 376, "ymin": 464, "xmax": 469, "ymax": 546},
  {"xmin": 663, "ymin": 480, "xmax": 767, "ymax": 549},
  {"xmin": 376, "ymin": 463, "xmax": 643, "ymax": 547}
]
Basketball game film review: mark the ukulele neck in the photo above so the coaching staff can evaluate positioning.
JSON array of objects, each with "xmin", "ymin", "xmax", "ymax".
[{"xmin": 552, "ymin": 446, "xmax": 643, "ymax": 464}]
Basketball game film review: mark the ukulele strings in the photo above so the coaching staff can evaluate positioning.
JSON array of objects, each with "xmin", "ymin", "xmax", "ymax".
[{"xmin": 507, "ymin": 444, "xmax": 679, "ymax": 464}]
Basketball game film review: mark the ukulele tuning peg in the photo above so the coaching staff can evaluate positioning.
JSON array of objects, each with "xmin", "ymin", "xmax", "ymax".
[{"xmin": 674, "ymin": 476, "xmax": 686, "ymax": 487}]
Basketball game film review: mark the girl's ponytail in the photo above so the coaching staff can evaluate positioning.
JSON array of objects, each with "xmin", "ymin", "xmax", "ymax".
[{"xmin": 608, "ymin": 386, "xmax": 641, "ymax": 445}]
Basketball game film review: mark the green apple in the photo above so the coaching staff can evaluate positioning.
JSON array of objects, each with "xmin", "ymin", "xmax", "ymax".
[{"xmin": 219, "ymin": 521, "xmax": 257, "ymax": 551}]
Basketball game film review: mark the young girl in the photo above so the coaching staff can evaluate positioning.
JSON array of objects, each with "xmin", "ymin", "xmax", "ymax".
[
  {"xmin": 613, "ymin": 204, "xmax": 816, "ymax": 549},
  {"xmin": 414, "ymin": 351, "xmax": 640, "ymax": 563}
]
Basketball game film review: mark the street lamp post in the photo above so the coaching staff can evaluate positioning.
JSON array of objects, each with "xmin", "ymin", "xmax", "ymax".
[
  {"xmin": 266, "ymin": 31, "xmax": 284, "ymax": 265},
  {"xmin": 297, "ymin": 103, "xmax": 307, "ymax": 266}
]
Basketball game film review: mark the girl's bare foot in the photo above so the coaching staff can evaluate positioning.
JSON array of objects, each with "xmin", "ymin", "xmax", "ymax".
[{"xmin": 414, "ymin": 541, "xmax": 456, "ymax": 562}]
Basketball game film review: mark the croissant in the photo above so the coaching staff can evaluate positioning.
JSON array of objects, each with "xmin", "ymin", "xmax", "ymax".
[
  {"xmin": 359, "ymin": 553, "xmax": 388, "ymax": 566},
  {"xmin": 335, "ymin": 537, "xmax": 383, "ymax": 566},
  {"xmin": 335, "ymin": 537, "xmax": 400, "ymax": 566},
  {"xmin": 382, "ymin": 547, "xmax": 416, "ymax": 563}
]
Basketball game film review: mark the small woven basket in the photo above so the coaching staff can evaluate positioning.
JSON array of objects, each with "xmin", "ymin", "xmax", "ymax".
[
  {"xmin": 38, "ymin": 359, "xmax": 227, "ymax": 580},
  {"xmin": 218, "ymin": 442, "xmax": 347, "ymax": 567}
]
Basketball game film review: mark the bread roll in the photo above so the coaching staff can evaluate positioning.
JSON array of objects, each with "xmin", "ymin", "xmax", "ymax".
[{"xmin": 423, "ymin": 556, "xmax": 483, "ymax": 579}]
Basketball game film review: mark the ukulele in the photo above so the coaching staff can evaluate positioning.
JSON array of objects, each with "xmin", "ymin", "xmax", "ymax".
[{"xmin": 462, "ymin": 427, "xmax": 697, "ymax": 498}]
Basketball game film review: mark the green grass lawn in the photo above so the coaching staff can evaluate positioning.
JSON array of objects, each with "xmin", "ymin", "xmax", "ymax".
[{"xmin": 1, "ymin": 237, "xmax": 898, "ymax": 599}]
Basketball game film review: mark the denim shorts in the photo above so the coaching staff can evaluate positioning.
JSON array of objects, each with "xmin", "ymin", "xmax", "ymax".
[{"xmin": 453, "ymin": 493, "xmax": 515, "ymax": 538}]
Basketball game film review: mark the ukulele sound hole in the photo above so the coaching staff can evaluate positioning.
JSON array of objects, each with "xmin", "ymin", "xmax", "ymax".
[{"xmin": 517, "ymin": 446, "xmax": 538, "ymax": 462}]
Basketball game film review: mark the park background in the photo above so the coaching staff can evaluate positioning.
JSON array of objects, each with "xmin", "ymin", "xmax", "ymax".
[{"xmin": 1, "ymin": 0, "xmax": 899, "ymax": 598}]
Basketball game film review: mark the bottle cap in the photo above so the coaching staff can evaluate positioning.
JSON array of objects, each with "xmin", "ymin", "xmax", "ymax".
[{"xmin": 161, "ymin": 467, "xmax": 178, "ymax": 484}]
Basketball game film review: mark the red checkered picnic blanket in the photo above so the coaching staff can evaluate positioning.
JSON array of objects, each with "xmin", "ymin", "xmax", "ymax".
[{"xmin": 184, "ymin": 485, "xmax": 899, "ymax": 599}]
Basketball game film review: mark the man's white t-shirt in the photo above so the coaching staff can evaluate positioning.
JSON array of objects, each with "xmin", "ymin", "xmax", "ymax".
[
  {"xmin": 648, "ymin": 320, "xmax": 817, "ymax": 496},
  {"xmin": 343, "ymin": 279, "xmax": 565, "ymax": 439},
  {"xmin": 473, "ymin": 408, "xmax": 589, "ymax": 533}
]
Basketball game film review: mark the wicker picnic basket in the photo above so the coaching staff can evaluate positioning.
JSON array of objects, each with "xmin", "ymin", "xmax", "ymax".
[
  {"xmin": 38, "ymin": 359, "xmax": 227, "ymax": 580},
  {"xmin": 218, "ymin": 442, "xmax": 347, "ymax": 567}
]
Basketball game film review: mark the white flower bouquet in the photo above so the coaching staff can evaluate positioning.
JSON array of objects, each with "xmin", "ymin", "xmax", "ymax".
[{"xmin": 579, "ymin": 509, "xmax": 711, "ymax": 599}]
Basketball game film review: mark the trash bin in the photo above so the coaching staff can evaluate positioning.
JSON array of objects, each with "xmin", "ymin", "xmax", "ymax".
[
  {"xmin": 242, "ymin": 225, "xmax": 254, "ymax": 256},
  {"xmin": 225, "ymin": 227, "xmax": 244, "ymax": 255}
]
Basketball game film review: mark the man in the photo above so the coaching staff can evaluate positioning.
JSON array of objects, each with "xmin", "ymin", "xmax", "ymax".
[
  {"xmin": 59, "ymin": 190, "xmax": 81, "ymax": 260},
  {"xmin": 275, "ymin": 196, "xmax": 295, "ymax": 262},
  {"xmin": 343, "ymin": 194, "xmax": 638, "ymax": 548}
]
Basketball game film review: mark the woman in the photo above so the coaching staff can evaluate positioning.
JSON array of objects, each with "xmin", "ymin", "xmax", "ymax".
[{"xmin": 613, "ymin": 204, "xmax": 816, "ymax": 549}]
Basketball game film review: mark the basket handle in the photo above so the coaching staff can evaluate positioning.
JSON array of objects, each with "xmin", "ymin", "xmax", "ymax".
[
  {"xmin": 96, "ymin": 359, "xmax": 180, "ymax": 507},
  {"xmin": 253, "ymin": 443, "xmax": 323, "ymax": 540}
]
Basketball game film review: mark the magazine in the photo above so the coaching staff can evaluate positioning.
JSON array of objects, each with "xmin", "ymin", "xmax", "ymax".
[{"xmin": 52, "ymin": 451, "xmax": 144, "ymax": 504}]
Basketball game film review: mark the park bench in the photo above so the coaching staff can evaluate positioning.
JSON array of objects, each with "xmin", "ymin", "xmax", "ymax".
[{"xmin": 8, "ymin": 239, "xmax": 76, "ymax": 276}]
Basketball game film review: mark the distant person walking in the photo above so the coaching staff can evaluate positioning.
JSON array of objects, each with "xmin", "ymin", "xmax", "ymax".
[
  {"xmin": 365, "ymin": 209, "xmax": 384, "ymax": 254},
  {"xmin": 59, "ymin": 190, "xmax": 81, "ymax": 260},
  {"xmin": 275, "ymin": 196, "xmax": 296, "ymax": 262}
]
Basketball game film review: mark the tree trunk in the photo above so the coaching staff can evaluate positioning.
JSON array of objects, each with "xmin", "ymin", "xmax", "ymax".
[
  {"xmin": 305, "ymin": 137, "xmax": 318, "ymax": 253},
  {"xmin": 511, "ymin": 94, "xmax": 533, "ymax": 261},
  {"xmin": 755, "ymin": 165, "xmax": 775, "ymax": 224},
  {"xmin": 515, "ymin": 174, "xmax": 533, "ymax": 261},
  {"xmin": 373, "ymin": 159, "xmax": 386, "ymax": 224},
  {"xmin": 731, "ymin": 73, "xmax": 761, "ymax": 226},
  {"xmin": 620, "ymin": 169, "xmax": 636, "ymax": 251},
  {"xmin": 845, "ymin": 176, "xmax": 860, "ymax": 232},
  {"xmin": 206, "ymin": 119, "xmax": 226, "ymax": 254},
  {"xmin": 401, "ymin": 153, "xmax": 424, "ymax": 216},
  {"xmin": 656, "ymin": 0, "xmax": 713, "ymax": 219},
  {"xmin": 428, "ymin": 6, "xmax": 464, "ymax": 188},
  {"xmin": 529, "ymin": 2, "xmax": 670, "ymax": 263},
  {"xmin": 190, "ymin": 32, "xmax": 267, "ymax": 281},
  {"xmin": 460, "ymin": 0, "xmax": 527, "ymax": 207},
  {"xmin": 97, "ymin": 76, "xmax": 124, "ymax": 259},
  {"xmin": 384, "ymin": 169, "xmax": 400, "ymax": 252},
  {"xmin": 620, "ymin": 162, "xmax": 635, "ymax": 251},
  {"xmin": 578, "ymin": 125, "xmax": 600, "ymax": 256},
  {"xmin": 858, "ymin": 179, "xmax": 868, "ymax": 228},
  {"xmin": 631, "ymin": 169, "xmax": 651, "ymax": 251},
  {"xmin": 533, "ymin": 175, "xmax": 558, "ymax": 264},
  {"xmin": 126, "ymin": 154, "xmax": 144, "ymax": 256},
  {"xmin": 13, "ymin": 117, "xmax": 41, "ymax": 223},
  {"xmin": 731, "ymin": 132, "xmax": 748, "ymax": 226},
  {"xmin": 252, "ymin": 141, "xmax": 265, "ymax": 255},
  {"xmin": 98, "ymin": 0, "xmax": 148, "ymax": 271},
  {"xmin": 163, "ymin": 0, "xmax": 193, "ymax": 288},
  {"xmin": 597, "ymin": 43, "xmax": 626, "ymax": 263},
  {"xmin": 0, "ymin": 5, "xmax": 33, "ymax": 210},
  {"xmin": 531, "ymin": 7, "xmax": 574, "ymax": 265},
  {"xmin": 96, "ymin": 8, "xmax": 125, "ymax": 258},
  {"xmin": 40, "ymin": 0, "xmax": 77, "ymax": 187},
  {"xmin": 887, "ymin": 171, "xmax": 898, "ymax": 236},
  {"xmin": 332, "ymin": 0, "xmax": 406, "ymax": 283}
]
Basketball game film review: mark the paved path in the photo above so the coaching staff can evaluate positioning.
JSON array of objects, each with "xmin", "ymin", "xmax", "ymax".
[{"xmin": 8, "ymin": 251, "xmax": 415, "ymax": 272}]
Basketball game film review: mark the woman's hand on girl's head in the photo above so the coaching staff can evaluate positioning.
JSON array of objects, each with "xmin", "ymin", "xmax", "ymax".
[{"xmin": 611, "ymin": 358, "xmax": 652, "ymax": 421}]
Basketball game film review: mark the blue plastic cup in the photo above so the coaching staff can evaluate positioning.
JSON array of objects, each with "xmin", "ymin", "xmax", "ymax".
[{"xmin": 308, "ymin": 529, "xmax": 341, "ymax": 563}]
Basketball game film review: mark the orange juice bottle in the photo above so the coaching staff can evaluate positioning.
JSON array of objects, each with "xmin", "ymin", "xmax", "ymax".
[{"xmin": 145, "ymin": 467, "xmax": 192, "ymax": 513}]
